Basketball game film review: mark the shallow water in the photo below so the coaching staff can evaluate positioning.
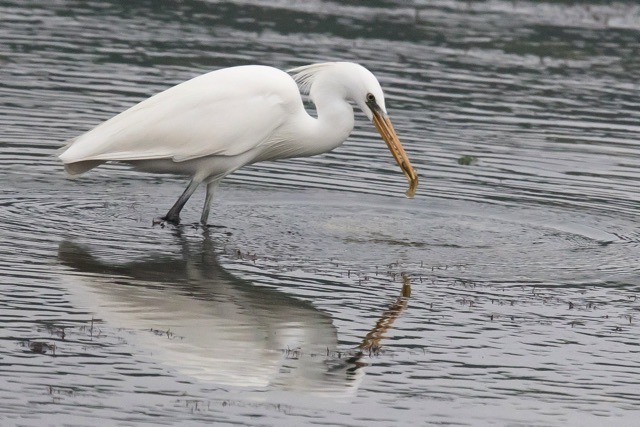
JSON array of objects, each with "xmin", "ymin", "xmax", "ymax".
[{"xmin": 1, "ymin": 0, "xmax": 640, "ymax": 425}]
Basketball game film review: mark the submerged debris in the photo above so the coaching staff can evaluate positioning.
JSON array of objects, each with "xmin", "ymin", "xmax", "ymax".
[
  {"xmin": 28, "ymin": 341, "xmax": 56, "ymax": 355},
  {"xmin": 457, "ymin": 154, "xmax": 478, "ymax": 166}
]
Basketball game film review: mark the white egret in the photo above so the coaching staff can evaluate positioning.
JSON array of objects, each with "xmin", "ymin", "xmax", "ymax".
[{"xmin": 59, "ymin": 62, "xmax": 418, "ymax": 225}]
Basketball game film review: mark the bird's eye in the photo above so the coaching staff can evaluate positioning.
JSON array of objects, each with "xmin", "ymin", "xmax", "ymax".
[{"xmin": 366, "ymin": 93, "xmax": 375, "ymax": 103}]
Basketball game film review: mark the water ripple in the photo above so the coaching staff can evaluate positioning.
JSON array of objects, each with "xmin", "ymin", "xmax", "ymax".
[{"xmin": 2, "ymin": 0, "xmax": 640, "ymax": 425}]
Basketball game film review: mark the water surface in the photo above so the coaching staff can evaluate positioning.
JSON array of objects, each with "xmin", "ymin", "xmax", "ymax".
[{"xmin": 1, "ymin": 1, "xmax": 640, "ymax": 425}]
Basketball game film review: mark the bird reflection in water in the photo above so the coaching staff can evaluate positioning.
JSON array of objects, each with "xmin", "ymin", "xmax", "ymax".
[{"xmin": 57, "ymin": 231, "xmax": 411, "ymax": 394}]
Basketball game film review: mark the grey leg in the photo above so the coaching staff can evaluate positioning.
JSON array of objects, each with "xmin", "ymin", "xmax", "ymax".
[
  {"xmin": 162, "ymin": 179, "xmax": 201, "ymax": 224},
  {"xmin": 200, "ymin": 180, "xmax": 219, "ymax": 225}
]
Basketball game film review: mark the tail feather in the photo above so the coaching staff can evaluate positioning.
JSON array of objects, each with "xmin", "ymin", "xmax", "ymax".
[
  {"xmin": 59, "ymin": 135, "xmax": 104, "ymax": 175},
  {"xmin": 63, "ymin": 160, "xmax": 104, "ymax": 176}
]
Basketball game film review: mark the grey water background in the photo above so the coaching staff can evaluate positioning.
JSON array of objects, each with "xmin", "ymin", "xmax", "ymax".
[{"xmin": 2, "ymin": 0, "xmax": 640, "ymax": 425}]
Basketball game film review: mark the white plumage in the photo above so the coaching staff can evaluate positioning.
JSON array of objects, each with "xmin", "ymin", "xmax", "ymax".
[{"xmin": 59, "ymin": 62, "xmax": 418, "ymax": 225}]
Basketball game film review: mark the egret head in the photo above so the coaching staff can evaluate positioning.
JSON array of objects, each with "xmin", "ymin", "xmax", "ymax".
[
  {"xmin": 290, "ymin": 62, "xmax": 419, "ymax": 198},
  {"xmin": 338, "ymin": 63, "xmax": 419, "ymax": 198},
  {"xmin": 336, "ymin": 63, "xmax": 387, "ymax": 122}
]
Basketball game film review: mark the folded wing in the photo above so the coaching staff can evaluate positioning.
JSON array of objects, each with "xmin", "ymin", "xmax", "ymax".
[{"xmin": 59, "ymin": 66, "xmax": 297, "ymax": 165}]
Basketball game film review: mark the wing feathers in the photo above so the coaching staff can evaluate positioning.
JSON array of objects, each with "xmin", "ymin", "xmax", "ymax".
[{"xmin": 59, "ymin": 66, "xmax": 298, "ymax": 165}]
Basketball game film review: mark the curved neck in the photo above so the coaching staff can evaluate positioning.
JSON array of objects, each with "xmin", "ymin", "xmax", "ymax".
[{"xmin": 298, "ymin": 92, "xmax": 355, "ymax": 157}]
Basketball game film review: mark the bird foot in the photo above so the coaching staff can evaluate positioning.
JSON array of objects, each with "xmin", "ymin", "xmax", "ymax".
[{"xmin": 152, "ymin": 215, "xmax": 180, "ymax": 228}]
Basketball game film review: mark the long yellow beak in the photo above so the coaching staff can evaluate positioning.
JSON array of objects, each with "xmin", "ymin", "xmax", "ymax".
[{"xmin": 372, "ymin": 110, "xmax": 419, "ymax": 198}]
